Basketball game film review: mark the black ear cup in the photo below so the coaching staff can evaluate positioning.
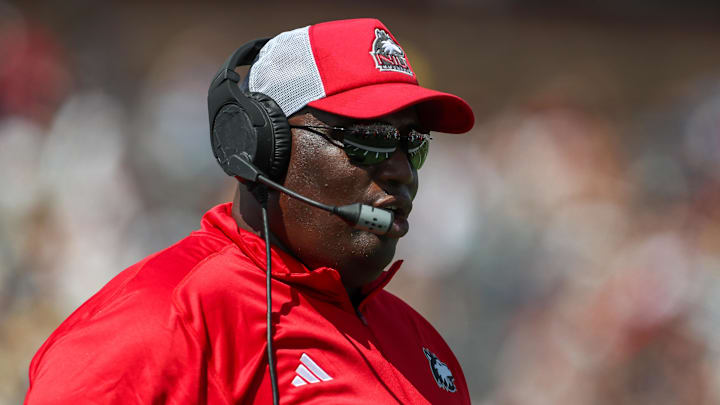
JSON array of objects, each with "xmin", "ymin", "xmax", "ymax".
[
  {"xmin": 247, "ymin": 92, "xmax": 292, "ymax": 182},
  {"xmin": 210, "ymin": 92, "xmax": 292, "ymax": 182},
  {"xmin": 212, "ymin": 104, "xmax": 258, "ymax": 177}
]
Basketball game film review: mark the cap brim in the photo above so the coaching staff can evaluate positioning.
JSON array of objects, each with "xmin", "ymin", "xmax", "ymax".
[{"xmin": 307, "ymin": 82, "xmax": 474, "ymax": 134}]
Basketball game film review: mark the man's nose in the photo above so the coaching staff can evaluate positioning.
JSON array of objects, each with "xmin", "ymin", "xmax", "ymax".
[{"xmin": 376, "ymin": 148, "xmax": 416, "ymax": 188}]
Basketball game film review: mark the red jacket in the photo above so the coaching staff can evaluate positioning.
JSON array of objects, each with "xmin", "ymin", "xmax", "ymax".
[{"xmin": 26, "ymin": 203, "xmax": 470, "ymax": 404}]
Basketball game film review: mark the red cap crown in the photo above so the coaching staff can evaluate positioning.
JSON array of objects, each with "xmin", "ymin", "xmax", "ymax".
[{"xmin": 247, "ymin": 18, "xmax": 474, "ymax": 133}]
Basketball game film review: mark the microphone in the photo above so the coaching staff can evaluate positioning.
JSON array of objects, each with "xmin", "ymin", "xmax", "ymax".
[{"xmin": 227, "ymin": 153, "xmax": 394, "ymax": 235}]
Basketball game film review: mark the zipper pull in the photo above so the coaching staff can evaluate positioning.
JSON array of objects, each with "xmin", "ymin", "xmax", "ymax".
[{"xmin": 356, "ymin": 309, "xmax": 368, "ymax": 326}]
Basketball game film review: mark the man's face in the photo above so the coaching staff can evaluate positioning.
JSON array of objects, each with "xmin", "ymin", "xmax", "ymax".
[{"xmin": 270, "ymin": 107, "xmax": 421, "ymax": 293}]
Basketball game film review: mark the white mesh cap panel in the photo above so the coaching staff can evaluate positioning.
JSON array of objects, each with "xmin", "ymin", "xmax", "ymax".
[{"xmin": 248, "ymin": 26, "xmax": 326, "ymax": 117}]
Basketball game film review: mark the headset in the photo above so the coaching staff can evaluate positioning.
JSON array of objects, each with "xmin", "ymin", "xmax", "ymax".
[
  {"xmin": 208, "ymin": 39, "xmax": 392, "ymax": 232},
  {"xmin": 208, "ymin": 38, "xmax": 291, "ymax": 184},
  {"xmin": 208, "ymin": 39, "xmax": 394, "ymax": 405}
]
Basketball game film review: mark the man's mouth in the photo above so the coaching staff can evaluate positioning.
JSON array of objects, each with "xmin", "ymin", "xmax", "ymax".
[
  {"xmin": 373, "ymin": 196, "xmax": 412, "ymax": 238},
  {"xmin": 374, "ymin": 196, "xmax": 412, "ymax": 219}
]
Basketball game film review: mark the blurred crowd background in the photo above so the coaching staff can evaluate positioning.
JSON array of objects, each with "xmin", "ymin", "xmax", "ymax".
[{"xmin": 3, "ymin": 1, "xmax": 720, "ymax": 404}]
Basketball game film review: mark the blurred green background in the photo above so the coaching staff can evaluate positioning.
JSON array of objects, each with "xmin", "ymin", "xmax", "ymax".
[{"xmin": 3, "ymin": 1, "xmax": 720, "ymax": 404}]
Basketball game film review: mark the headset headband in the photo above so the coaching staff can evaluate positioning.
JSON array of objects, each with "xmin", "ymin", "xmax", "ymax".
[{"xmin": 209, "ymin": 38, "xmax": 270, "ymax": 91}]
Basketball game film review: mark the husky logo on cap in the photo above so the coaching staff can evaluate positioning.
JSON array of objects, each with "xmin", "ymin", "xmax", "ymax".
[
  {"xmin": 423, "ymin": 348, "xmax": 457, "ymax": 393},
  {"xmin": 370, "ymin": 28, "xmax": 413, "ymax": 76}
]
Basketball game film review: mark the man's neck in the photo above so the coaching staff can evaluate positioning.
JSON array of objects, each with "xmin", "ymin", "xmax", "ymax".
[{"xmin": 232, "ymin": 184, "xmax": 370, "ymax": 310}]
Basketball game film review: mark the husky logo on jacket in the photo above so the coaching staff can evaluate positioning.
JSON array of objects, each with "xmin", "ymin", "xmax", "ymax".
[{"xmin": 423, "ymin": 347, "xmax": 457, "ymax": 392}]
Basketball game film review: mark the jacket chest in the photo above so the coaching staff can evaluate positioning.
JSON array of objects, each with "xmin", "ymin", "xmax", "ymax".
[{"xmin": 249, "ymin": 299, "xmax": 454, "ymax": 404}]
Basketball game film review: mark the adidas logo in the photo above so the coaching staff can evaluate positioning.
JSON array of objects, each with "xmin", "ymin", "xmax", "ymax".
[{"xmin": 291, "ymin": 353, "xmax": 333, "ymax": 387}]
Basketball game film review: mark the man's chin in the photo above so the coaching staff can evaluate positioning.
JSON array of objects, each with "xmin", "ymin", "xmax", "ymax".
[{"xmin": 350, "ymin": 232, "xmax": 398, "ymax": 268}]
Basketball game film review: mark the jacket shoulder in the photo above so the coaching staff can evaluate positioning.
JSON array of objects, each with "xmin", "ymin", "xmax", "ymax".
[
  {"xmin": 25, "ymin": 231, "xmax": 245, "ymax": 403},
  {"xmin": 49, "ymin": 229, "xmax": 237, "ymax": 330}
]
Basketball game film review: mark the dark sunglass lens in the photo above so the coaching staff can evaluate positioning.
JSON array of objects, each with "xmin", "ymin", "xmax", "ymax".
[
  {"xmin": 339, "ymin": 125, "xmax": 430, "ymax": 168},
  {"xmin": 343, "ymin": 143, "xmax": 393, "ymax": 165},
  {"xmin": 342, "ymin": 126, "xmax": 397, "ymax": 165},
  {"xmin": 407, "ymin": 132, "xmax": 430, "ymax": 169}
]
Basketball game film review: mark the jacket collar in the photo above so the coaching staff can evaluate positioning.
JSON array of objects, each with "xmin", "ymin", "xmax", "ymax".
[{"xmin": 201, "ymin": 203, "xmax": 403, "ymax": 312}]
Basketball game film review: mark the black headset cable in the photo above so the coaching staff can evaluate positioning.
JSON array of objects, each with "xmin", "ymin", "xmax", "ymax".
[{"xmin": 259, "ymin": 187, "xmax": 280, "ymax": 405}]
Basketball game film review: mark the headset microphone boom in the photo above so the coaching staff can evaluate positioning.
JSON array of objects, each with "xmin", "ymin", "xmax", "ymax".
[{"xmin": 224, "ymin": 151, "xmax": 394, "ymax": 235}]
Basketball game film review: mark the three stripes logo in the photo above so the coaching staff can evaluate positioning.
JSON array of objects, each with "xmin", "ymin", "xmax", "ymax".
[{"xmin": 291, "ymin": 353, "xmax": 333, "ymax": 387}]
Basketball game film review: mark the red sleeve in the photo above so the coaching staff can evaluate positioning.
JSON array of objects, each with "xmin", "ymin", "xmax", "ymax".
[{"xmin": 24, "ymin": 277, "xmax": 230, "ymax": 404}]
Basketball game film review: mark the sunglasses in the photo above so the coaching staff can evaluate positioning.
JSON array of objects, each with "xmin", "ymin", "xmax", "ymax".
[{"xmin": 290, "ymin": 124, "xmax": 431, "ymax": 170}]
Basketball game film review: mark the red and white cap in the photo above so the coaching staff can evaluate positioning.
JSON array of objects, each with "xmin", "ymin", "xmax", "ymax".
[{"xmin": 247, "ymin": 18, "xmax": 474, "ymax": 134}]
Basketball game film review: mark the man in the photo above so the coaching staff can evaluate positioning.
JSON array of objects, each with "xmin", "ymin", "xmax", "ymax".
[{"xmin": 25, "ymin": 18, "xmax": 474, "ymax": 404}]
